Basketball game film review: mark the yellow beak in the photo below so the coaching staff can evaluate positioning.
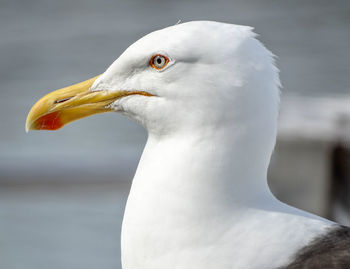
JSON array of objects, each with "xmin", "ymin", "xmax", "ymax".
[{"xmin": 25, "ymin": 75, "xmax": 153, "ymax": 132}]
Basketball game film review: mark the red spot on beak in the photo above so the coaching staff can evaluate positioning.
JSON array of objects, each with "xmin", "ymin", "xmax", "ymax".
[{"xmin": 34, "ymin": 111, "xmax": 63, "ymax": 130}]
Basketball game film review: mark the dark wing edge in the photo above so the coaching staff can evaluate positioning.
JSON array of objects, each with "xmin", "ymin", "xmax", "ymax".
[{"xmin": 281, "ymin": 225, "xmax": 350, "ymax": 269}]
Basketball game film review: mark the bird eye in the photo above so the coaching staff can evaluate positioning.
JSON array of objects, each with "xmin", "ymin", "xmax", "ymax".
[{"xmin": 150, "ymin": 54, "xmax": 169, "ymax": 70}]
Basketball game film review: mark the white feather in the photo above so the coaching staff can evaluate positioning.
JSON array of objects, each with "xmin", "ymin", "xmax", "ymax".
[{"xmin": 92, "ymin": 21, "xmax": 333, "ymax": 269}]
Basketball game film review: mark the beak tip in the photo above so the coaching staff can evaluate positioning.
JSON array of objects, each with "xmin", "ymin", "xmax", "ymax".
[
  {"xmin": 25, "ymin": 121, "xmax": 32, "ymax": 133},
  {"xmin": 25, "ymin": 75, "xmax": 102, "ymax": 133}
]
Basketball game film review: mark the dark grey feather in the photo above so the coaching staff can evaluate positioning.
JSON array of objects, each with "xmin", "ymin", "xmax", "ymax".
[{"xmin": 282, "ymin": 226, "xmax": 350, "ymax": 269}]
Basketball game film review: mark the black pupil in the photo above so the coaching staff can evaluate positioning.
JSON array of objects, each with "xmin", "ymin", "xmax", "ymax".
[{"xmin": 156, "ymin": 57, "xmax": 163, "ymax": 65}]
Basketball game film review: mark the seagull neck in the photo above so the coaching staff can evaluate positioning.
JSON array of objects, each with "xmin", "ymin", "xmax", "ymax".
[{"xmin": 134, "ymin": 128, "xmax": 276, "ymax": 209}]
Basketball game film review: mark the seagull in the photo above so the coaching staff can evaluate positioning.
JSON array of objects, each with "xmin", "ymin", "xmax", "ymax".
[{"xmin": 26, "ymin": 21, "xmax": 350, "ymax": 269}]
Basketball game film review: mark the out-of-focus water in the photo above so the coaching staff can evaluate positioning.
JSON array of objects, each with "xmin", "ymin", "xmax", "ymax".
[
  {"xmin": 0, "ymin": 0, "xmax": 350, "ymax": 268},
  {"xmin": 0, "ymin": 182, "xmax": 129, "ymax": 269}
]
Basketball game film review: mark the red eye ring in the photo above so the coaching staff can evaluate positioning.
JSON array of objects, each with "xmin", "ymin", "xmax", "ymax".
[{"xmin": 149, "ymin": 54, "xmax": 170, "ymax": 70}]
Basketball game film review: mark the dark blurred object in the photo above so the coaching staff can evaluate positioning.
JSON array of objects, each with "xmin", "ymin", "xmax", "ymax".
[
  {"xmin": 331, "ymin": 142, "xmax": 350, "ymax": 212},
  {"xmin": 330, "ymin": 115, "xmax": 350, "ymax": 223}
]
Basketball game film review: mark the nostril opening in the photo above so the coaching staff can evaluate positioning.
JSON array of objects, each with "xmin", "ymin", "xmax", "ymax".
[{"xmin": 55, "ymin": 97, "xmax": 72, "ymax": 104}]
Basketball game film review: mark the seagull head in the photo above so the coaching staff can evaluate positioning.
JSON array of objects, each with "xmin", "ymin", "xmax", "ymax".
[{"xmin": 26, "ymin": 21, "xmax": 280, "ymax": 143}]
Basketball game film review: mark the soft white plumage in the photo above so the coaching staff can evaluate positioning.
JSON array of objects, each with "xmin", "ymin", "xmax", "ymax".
[{"xmin": 89, "ymin": 21, "xmax": 337, "ymax": 269}]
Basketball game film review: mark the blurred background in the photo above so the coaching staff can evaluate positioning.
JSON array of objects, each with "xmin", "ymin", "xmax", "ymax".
[{"xmin": 1, "ymin": 0, "xmax": 350, "ymax": 268}]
